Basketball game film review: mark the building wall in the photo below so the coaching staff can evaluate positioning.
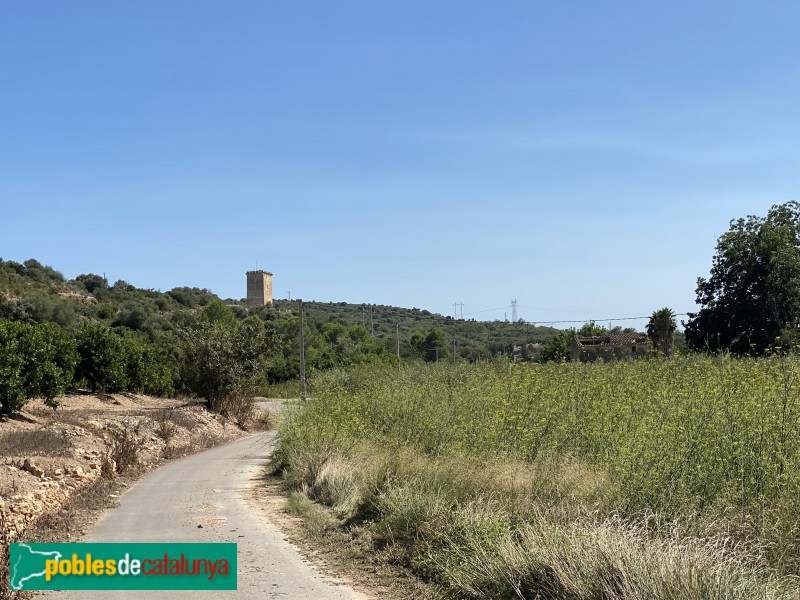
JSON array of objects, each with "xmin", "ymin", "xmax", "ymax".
[
  {"xmin": 246, "ymin": 270, "xmax": 273, "ymax": 306},
  {"xmin": 571, "ymin": 337, "xmax": 652, "ymax": 363}
]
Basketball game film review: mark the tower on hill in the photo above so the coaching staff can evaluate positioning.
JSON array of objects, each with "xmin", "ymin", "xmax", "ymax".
[{"xmin": 246, "ymin": 270, "xmax": 273, "ymax": 306}]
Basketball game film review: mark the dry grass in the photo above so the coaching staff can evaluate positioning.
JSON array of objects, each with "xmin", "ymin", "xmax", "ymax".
[
  {"xmin": 163, "ymin": 408, "xmax": 198, "ymax": 431},
  {"xmin": 107, "ymin": 422, "xmax": 143, "ymax": 474},
  {"xmin": 0, "ymin": 398, "xmax": 243, "ymax": 598},
  {"xmin": 153, "ymin": 409, "xmax": 178, "ymax": 445},
  {"xmin": 253, "ymin": 408, "xmax": 278, "ymax": 431},
  {"xmin": 270, "ymin": 358, "xmax": 800, "ymax": 597},
  {"xmin": 275, "ymin": 442, "xmax": 798, "ymax": 599},
  {"xmin": 433, "ymin": 513, "xmax": 787, "ymax": 600},
  {"xmin": 217, "ymin": 395, "xmax": 256, "ymax": 429},
  {"xmin": 162, "ymin": 429, "xmax": 229, "ymax": 460},
  {"xmin": 0, "ymin": 429, "xmax": 73, "ymax": 457}
]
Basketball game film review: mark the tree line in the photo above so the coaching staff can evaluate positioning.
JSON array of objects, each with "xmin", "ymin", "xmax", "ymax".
[
  {"xmin": 3, "ymin": 198, "xmax": 797, "ymax": 413},
  {"xmin": 0, "ymin": 261, "xmax": 402, "ymax": 413},
  {"xmin": 0, "ymin": 299, "xmax": 277, "ymax": 415}
]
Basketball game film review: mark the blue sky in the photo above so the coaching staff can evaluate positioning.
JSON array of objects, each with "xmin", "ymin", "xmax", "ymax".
[{"xmin": 2, "ymin": 2, "xmax": 799, "ymax": 328}]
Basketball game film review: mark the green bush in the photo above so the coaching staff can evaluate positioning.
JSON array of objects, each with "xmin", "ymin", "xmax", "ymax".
[
  {"xmin": 167, "ymin": 286, "xmax": 216, "ymax": 309},
  {"xmin": 21, "ymin": 292, "xmax": 79, "ymax": 329},
  {"xmin": 180, "ymin": 316, "xmax": 273, "ymax": 411},
  {"xmin": 0, "ymin": 320, "xmax": 77, "ymax": 414},
  {"xmin": 75, "ymin": 323, "xmax": 127, "ymax": 393},
  {"xmin": 120, "ymin": 335, "xmax": 174, "ymax": 396}
]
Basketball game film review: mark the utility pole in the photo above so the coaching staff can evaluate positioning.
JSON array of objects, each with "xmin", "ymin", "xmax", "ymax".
[
  {"xmin": 298, "ymin": 299, "xmax": 306, "ymax": 400},
  {"xmin": 396, "ymin": 323, "xmax": 401, "ymax": 369},
  {"xmin": 371, "ymin": 306, "xmax": 374, "ymax": 336},
  {"xmin": 511, "ymin": 299, "xmax": 518, "ymax": 323},
  {"xmin": 287, "ymin": 291, "xmax": 291, "ymax": 300}
]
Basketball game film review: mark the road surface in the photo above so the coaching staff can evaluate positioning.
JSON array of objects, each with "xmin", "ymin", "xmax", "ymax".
[{"xmin": 42, "ymin": 427, "xmax": 364, "ymax": 599}]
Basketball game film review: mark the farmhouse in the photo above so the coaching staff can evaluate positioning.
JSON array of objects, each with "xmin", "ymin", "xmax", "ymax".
[{"xmin": 570, "ymin": 332, "xmax": 652, "ymax": 363}]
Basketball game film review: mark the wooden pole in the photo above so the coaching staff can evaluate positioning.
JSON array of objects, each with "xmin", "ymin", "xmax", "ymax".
[{"xmin": 299, "ymin": 299, "xmax": 307, "ymax": 400}]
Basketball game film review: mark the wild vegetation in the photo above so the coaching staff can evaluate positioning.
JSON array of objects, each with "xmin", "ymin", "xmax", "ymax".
[
  {"xmin": 271, "ymin": 299, "xmax": 563, "ymax": 365},
  {"xmin": 5, "ymin": 202, "xmax": 800, "ymax": 598},
  {"xmin": 0, "ymin": 256, "xmax": 575, "ymax": 414},
  {"xmin": 274, "ymin": 356, "xmax": 800, "ymax": 598}
]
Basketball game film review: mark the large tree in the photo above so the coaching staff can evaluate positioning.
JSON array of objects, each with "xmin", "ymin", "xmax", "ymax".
[
  {"xmin": 685, "ymin": 201, "xmax": 800, "ymax": 354},
  {"xmin": 180, "ymin": 316, "xmax": 277, "ymax": 412},
  {"xmin": 409, "ymin": 327, "xmax": 447, "ymax": 362}
]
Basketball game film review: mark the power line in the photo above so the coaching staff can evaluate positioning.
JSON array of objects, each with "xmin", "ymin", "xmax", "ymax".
[
  {"xmin": 463, "ymin": 302, "xmax": 693, "ymax": 326},
  {"xmin": 464, "ymin": 305, "xmax": 511, "ymax": 316},
  {"xmin": 525, "ymin": 313, "xmax": 691, "ymax": 326}
]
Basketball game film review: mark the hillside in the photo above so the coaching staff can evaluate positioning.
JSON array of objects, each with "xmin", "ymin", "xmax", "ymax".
[
  {"xmin": 273, "ymin": 299, "xmax": 562, "ymax": 361},
  {"xmin": 0, "ymin": 258, "xmax": 564, "ymax": 372}
]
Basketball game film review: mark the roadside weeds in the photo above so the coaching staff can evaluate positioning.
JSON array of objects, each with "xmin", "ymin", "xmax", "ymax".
[{"xmin": 255, "ymin": 472, "xmax": 437, "ymax": 600}]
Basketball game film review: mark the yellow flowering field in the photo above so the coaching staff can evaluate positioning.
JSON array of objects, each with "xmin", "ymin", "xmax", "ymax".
[
  {"xmin": 300, "ymin": 356, "xmax": 800, "ymax": 514},
  {"xmin": 276, "ymin": 355, "xmax": 800, "ymax": 597}
]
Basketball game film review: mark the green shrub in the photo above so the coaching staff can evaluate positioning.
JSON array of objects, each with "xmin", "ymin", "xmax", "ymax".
[
  {"xmin": 180, "ymin": 316, "xmax": 274, "ymax": 411},
  {"xmin": 0, "ymin": 320, "xmax": 77, "ymax": 413},
  {"xmin": 74, "ymin": 323, "xmax": 127, "ymax": 393},
  {"xmin": 119, "ymin": 335, "xmax": 174, "ymax": 396}
]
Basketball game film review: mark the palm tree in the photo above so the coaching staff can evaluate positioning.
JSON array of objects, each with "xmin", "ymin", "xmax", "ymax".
[{"xmin": 647, "ymin": 308, "xmax": 677, "ymax": 356}]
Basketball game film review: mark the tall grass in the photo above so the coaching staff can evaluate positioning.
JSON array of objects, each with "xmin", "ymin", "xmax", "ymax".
[{"xmin": 273, "ymin": 355, "xmax": 800, "ymax": 598}]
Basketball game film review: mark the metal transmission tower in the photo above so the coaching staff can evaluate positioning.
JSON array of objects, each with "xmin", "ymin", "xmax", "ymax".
[
  {"xmin": 453, "ymin": 302, "xmax": 464, "ymax": 319},
  {"xmin": 511, "ymin": 299, "xmax": 518, "ymax": 323}
]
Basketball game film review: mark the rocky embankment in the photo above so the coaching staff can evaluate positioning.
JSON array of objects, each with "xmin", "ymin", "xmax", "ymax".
[{"xmin": 0, "ymin": 393, "xmax": 248, "ymax": 541}]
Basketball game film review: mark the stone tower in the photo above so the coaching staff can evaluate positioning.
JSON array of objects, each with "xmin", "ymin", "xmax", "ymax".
[{"xmin": 246, "ymin": 270, "xmax": 273, "ymax": 306}]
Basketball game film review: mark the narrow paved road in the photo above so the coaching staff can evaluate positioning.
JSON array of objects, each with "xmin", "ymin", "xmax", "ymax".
[{"xmin": 43, "ymin": 431, "xmax": 364, "ymax": 599}]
